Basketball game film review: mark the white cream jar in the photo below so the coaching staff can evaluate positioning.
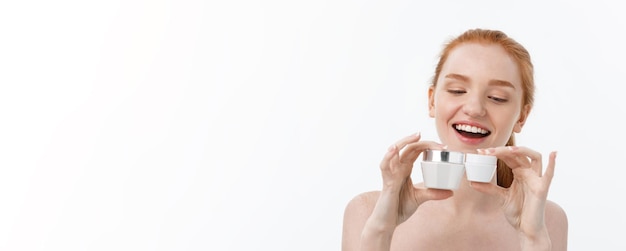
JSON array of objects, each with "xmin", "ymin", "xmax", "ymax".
[{"xmin": 420, "ymin": 149, "xmax": 466, "ymax": 190}]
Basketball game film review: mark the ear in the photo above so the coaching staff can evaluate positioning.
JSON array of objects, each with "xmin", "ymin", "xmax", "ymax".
[
  {"xmin": 428, "ymin": 86, "xmax": 436, "ymax": 118},
  {"xmin": 513, "ymin": 104, "xmax": 532, "ymax": 133}
]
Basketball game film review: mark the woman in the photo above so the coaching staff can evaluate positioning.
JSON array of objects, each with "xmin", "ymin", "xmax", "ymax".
[{"xmin": 342, "ymin": 29, "xmax": 568, "ymax": 250}]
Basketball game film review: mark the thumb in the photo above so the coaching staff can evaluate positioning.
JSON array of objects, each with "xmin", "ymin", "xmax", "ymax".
[
  {"xmin": 469, "ymin": 182, "xmax": 505, "ymax": 197},
  {"xmin": 417, "ymin": 188, "xmax": 454, "ymax": 202}
]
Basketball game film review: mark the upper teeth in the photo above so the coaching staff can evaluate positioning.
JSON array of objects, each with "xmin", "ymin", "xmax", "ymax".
[{"xmin": 455, "ymin": 124, "xmax": 488, "ymax": 134}]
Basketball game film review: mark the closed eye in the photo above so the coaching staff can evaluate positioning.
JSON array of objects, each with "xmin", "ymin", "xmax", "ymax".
[
  {"xmin": 447, "ymin": 89, "xmax": 466, "ymax": 95},
  {"xmin": 489, "ymin": 96, "xmax": 508, "ymax": 103}
]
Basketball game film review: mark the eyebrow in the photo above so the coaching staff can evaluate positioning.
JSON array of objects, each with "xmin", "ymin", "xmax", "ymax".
[{"xmin": 444, "ymin": 73, "xmax": 516, "ymax": 89}]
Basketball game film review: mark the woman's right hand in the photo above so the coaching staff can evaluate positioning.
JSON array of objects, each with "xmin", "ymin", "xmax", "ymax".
[
  {"xmin": 380, "ymin": 132, "xmax": 452, "ymax": 225},
  {"xmin": 354, "ymin": 132, "xmax": 453, "ymax": 251},
  {"xmin": 364, "ymin": 133, "xmax": 452, "ymax": 234}
]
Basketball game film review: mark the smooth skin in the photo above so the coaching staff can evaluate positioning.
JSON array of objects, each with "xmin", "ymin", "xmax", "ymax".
[{"xmin": 342, "ymin": 43, "xmax": 568, "ymax": 251}]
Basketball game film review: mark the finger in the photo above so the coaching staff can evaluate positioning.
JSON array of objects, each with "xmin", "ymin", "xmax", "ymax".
[
  {"xmin": 394, "ymin": 132, "xmax": 422, "ymax": 151},
  {"xmin": 469, "ymin": 181, "xmax": 507, "ymax": 199},
  {"xmin": 379, "ymin": 144, "xmax": 398, "ymax": 170},
  {"xmin": 543, "ymin": 151, "xmax": 557, "ymax": 185},
  {"xmin": 399, "ymin": 141, "xmax": 445, "ymax": 165},
  {"xmin": 507, "ymin": 146, "xmax": 543, "ymax": 175},
  {"xmin": 481, "ymin": 146, "xmax": 524, "ymax": 169},
  {"xmin": 416, "ymin": 188, "xmax": 454, "ymax": 202},
  {"xmin": 484, "ymin": 146, "xmax": 530, "ymax": 170},
  {"xmin": 391, "ymin": 133, "xmax": 422, "ymax": 166},
  {"xmin": 379, "ymin": 133, "xmax": 422, "ymax": 170}
]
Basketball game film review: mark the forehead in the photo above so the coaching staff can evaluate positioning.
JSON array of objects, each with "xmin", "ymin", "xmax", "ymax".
[{"xmin": 439, "ymin": 43, "xmax": 522, "ymax": 88}]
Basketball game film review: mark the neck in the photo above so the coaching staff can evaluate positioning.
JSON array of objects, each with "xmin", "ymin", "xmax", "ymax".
[{"xmin": 447, "ymin": 177, "xmax": 500, "ymax": 214}]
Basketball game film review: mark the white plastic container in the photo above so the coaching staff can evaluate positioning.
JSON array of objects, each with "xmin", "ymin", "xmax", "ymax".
[
  {"xmin": 421, "ymin": 149, "xmax": 465, "ymax": 190},
  {"xmin": 464, "ymin": 153, "xmax": 498, "ymax": 183}
]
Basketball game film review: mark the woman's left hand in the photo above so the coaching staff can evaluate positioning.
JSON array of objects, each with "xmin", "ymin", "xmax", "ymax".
[{"xmin": 470, "ymin": 146, "xmax": 557, "ymax": 244}]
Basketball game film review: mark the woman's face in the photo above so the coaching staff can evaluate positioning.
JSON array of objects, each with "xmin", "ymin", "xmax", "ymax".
[{"xmin": 429, "ymin": 43, "xmax": 530, "ymax": 152}]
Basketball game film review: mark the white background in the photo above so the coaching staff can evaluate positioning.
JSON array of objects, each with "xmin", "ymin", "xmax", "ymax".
[{"xmin": 0, "ymin": 0, "xmax": 624, "ymax": 250}]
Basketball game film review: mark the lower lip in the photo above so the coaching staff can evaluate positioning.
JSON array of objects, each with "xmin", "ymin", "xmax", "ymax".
[{"xmin": 455, "ymin": 130, "xmax": 487, "ymax": 145}]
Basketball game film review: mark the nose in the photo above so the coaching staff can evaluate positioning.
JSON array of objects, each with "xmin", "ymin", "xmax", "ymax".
[{"xmin": 462, "ymin": 95, "xmax": 486, "ymax": 117}]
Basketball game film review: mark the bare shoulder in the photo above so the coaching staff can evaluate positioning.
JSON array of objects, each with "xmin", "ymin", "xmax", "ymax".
[
  {"xmin": 342, "ymin": 190, "xmax": 381, "ymax": 250},
  {"xmin": 343, "ymin": 190, "xmax": 380, "ymax": 217},
  {"xmin": 545, "ymin": 199, "xmax": 568, "ymax": 226},
  {"xmin": 545, "ymin": 200, "xmax": 569, "ymax": 251}
]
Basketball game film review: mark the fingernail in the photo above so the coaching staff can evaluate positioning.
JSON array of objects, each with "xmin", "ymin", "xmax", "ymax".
[
  {"xmin": 441, "ymin": 145, "xmax": 448, "ymax": 150},
  {"xmin": 486, "ymin": 148, "xmax": 495, "ymax": 154},
  {"xmin": 476, "ymin": 148, "xmax": 483, "ymax": 154},
  {"xmin": 388, "ymin": 144, "xmax": 396, "ymax": 152},
  {"xmin": 507, "ymin": 146, "xmax": 518, "ymax": 151}
]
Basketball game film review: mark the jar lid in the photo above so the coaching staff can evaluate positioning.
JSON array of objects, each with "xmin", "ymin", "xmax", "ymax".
[
  {"xmin": 465, "ymin": 153, "xmax": 497, "ymax": 165},
  {"xmin": 422, "ymin": 149, "xmax": 465, "ymax": 164}
]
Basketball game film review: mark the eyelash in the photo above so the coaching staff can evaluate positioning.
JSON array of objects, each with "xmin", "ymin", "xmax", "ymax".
[
  {"xmin": 446, "ymin": 90, "xmax": 508, "ymax": 103},
  {"xmin": 447, "ymin": 90, "xmax": 466, "ymax": 95},
  {"xmin": 488, "ymin": 96, "xmax": 508, "ymax": 103}
]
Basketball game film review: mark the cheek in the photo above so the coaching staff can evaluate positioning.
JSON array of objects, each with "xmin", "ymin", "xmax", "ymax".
[
  {"xmin": 493, "ymin": 111, "xmax": 519, "ymax": 134},
  {"xmin": 433, "ymin": 100, "xmax": 458, "ymax": 129},
  {"xmin": 434, "ymin": 97, "xmax": 459, "ymax": 117}
]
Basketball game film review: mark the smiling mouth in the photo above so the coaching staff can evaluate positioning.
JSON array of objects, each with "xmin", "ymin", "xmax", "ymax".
[{"xmin": 453, "ymin": 124, "xmax": 491, "ymax": 138}]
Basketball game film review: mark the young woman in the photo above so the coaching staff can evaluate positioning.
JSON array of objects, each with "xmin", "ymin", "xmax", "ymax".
[{"xmin": 342, "ymin": 29, "xmax": 568, "ymax": 251}]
